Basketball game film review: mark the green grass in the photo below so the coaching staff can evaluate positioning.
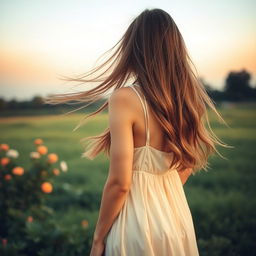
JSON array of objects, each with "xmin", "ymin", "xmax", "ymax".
[{"xmin": 1, "ymin": 104, "xmax": 256, "ymax": 255}]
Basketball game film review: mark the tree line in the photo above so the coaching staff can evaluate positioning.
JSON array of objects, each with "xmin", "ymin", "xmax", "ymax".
[
  {"xmin": 204, "ymin": 69, "xmax": 256, "ymax": 102},
  {"xmin": 0, "ymin": 69, "xmax": 255, "ymax": 111}
]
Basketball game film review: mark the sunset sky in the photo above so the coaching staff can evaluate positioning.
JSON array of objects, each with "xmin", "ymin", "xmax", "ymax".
[{"xmin": 1, "ymin": 0, "xmax": 255, "ymax": 100}]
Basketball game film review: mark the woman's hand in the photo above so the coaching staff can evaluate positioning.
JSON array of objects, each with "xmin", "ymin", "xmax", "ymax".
[{"xmin": 89, "ymin": 239, "xmax": 106, "ymax": 256}]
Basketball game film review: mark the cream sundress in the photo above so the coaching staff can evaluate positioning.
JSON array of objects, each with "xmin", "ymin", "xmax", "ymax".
[{"xmin": 104, "ymin": 83, "xmax": 200, "ymax": 256}]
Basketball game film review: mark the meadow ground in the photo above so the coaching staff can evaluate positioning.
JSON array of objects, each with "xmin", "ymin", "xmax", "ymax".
[{"xmin": 1, "ymin": 103, "xmax": 255, "ymax": 255}]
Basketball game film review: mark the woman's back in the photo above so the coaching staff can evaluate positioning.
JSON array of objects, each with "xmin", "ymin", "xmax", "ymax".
[
  {"xmin": 104, "ymin": 83, "xmax": 200, "ymax": 256},
  {"xmin": 129, "ymin": 84, "xmax": 170, "ymax": 153}
]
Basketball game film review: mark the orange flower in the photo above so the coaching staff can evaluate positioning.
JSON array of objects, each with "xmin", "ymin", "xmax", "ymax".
[
  {"xmin": 41, "ymin": 182, "xmax": 53, "ymax": 193},
  {"xmin": 37, "ymin": 145, "xmax": 48, "ymax": 155},
  {"xmin": 81, "ymin": 219, "xmax": 89, "ymax": 228},
  {"xmin": 1, "ymin": 157, "xmax": 10, "ymax": 166},
  {"xmin": 4, "ymin": 174, "xmax": 12, "ymax": 181},
  {"xmin": 0, "ymin": 144, "xmax": 9, "ymax": 151},
  {"xmin": 34, "ymin": 138, "xmax": 43, "ymax": 145},
  {"xmin": 52, "ymin": 168, "xmax": 60, "ymax": 176},
  {"xmin": 47, "ymin": 153, "xmax": 58, "ymax": 164},
  {"xmin": 27, "ymin": 216, "xmax": 33, "ymax": 223},
  {"xmin": 12, "ymin": 166, "xmax": 24, "ymax": 176}
]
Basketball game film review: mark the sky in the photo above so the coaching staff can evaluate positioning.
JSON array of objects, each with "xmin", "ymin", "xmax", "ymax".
[{"xmin": 0, "ymin": 0, "xmax": 255, "ymax": 100}]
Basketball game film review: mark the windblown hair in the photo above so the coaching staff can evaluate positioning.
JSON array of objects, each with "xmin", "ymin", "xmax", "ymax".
[{"xmin": 44, "ymin": 8, "xmax": 230, "ymax": 174}]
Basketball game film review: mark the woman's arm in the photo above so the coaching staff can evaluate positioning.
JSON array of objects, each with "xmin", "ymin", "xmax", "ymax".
[
  {"xmin": 178, "ymin": 168, "xmax": 193, "ymax": 185},
  {"xmin": 92, "ymin": 88, "xmax": 134, "ymax": 244}
]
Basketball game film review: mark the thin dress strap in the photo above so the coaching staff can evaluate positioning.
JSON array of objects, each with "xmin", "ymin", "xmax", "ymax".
[{"xmin": 129, "ymin": 84, "xmax": 150, "ymax": 146}]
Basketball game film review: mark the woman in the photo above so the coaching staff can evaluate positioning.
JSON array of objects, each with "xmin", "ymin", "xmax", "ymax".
[{"xmin": 45, "ymin": 8, "xmax": 229, "ymax": 256}]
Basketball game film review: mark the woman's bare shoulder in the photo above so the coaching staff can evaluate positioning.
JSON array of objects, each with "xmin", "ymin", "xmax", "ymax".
[{"xmin": 108, "ymin": 86, "xmax": 136, "ymax": 105}]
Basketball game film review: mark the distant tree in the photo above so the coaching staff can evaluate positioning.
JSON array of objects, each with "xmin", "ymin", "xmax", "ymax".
[
  {"xmin": 0, "ymin": 98, "xmax": 7, "ymax": 111},
  {"xmin": 19, "ymin": 100, "xmax": 33, "ymax": 110},
  {"xmin": 200, "ymin": 78, "xmax": 225, "ymax": 102},
  {"xmin": 224, "ymin": 69, "xmax": 255, "ymax": 101},
  {"xmin": 7, "ymin": 99, "xmax": 19, "ymax": 110},
  {"xmin": 31, "ymin": 96, "xmax": 44, "ymax": 108}
]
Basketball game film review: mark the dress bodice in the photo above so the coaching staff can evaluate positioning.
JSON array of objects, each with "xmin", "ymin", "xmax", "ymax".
[{"xmin": 128, "ymin": 84, "xmax": 178, "ymax": 174}]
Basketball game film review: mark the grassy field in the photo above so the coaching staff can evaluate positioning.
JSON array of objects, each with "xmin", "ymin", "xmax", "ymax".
[{"xmin": 1, "ymin": 104, "xmax": 256, "ymax": 256}]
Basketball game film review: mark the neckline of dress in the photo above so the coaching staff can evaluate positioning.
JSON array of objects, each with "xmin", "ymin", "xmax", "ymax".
[{"xmin": 134, "ymin": 145, "xmax": 172, "ymax": 155}]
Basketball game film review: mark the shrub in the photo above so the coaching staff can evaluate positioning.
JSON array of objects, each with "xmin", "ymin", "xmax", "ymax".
[{"xmin": 0, "ymin": 141, "xmax": 91, "ymax": 256}]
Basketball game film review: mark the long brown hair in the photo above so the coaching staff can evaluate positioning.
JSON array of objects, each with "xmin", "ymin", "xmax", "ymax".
[{"xmin": 44, "ymin": 8, "xmax": 230, "ymax": 174}]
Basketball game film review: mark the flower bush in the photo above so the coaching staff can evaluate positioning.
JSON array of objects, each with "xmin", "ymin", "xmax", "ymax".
[{"xmin": 0, "ymin": 140, "xmax": 91, "ymax": 256}]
